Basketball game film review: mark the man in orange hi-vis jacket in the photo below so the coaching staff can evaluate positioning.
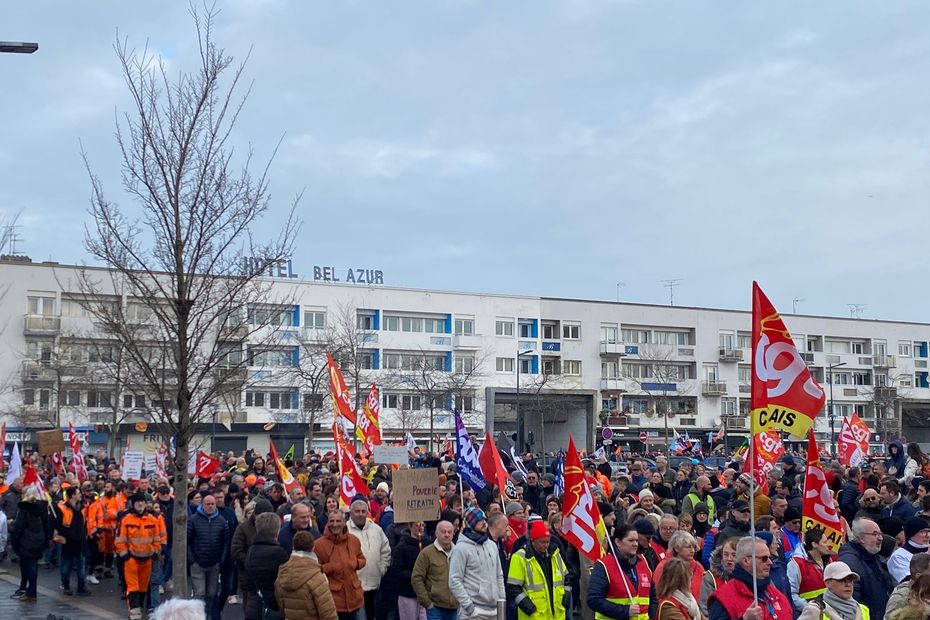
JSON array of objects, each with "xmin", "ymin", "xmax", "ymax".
[
  {"xmin": 87, "ymin": 480, "xmax": 120, "ymax": 579},
  {"xmin": 115, "ymin": 493, "xmax": 161, "ymax": 620}
]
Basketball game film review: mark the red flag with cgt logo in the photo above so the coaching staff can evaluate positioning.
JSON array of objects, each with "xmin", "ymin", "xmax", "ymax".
[
  {"xmin": 802, "ymin": 429, "xmax": 844, "ymax": 551},
  {"xmin": 752, "ymin": 429, "xmax": 785, "ymax": 487},
  {"xmin": 195, "ymin": 450, "xmax": 220, "ymax": 478}
]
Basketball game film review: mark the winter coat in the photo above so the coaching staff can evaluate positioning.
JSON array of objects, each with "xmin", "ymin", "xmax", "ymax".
[
  {"xmin": 245, "ymin": 534, "xmax": 290, "ymax": 613},
  {"xmin": 54, "ymin": 500, "xmax": 87, "ymax": 559},
  {"xmin": 448, "ymin": 531, "xmax": 506, "ymax": 618},
  {"xmin": 715, "ymin": 516, "xmax": 750, "ymax": 549},
  {"xmin": 837, "ymin": 540, "xmax": 894, "ymax": 620},
  {"xmin": 232, "ymin": 515, "xmax": 259, "ymax": 591},
  {"xmin": 187, "ymin": 506, "xmax": 230, "ymax": 567},
  {"xmin": 886, "ymin": 578, "xmax": 912, "ymax": 618},
  {"xmin": 884, "ymin": 494, "xmax": 919, "ymax": 521},
  {"xmin": 0, "ymin": 487, "xmax": 21, "ymax": 521},
  {"xmin": 275, "ymin": 551, "xmax": 339, "ymax": 620},
  {"xmin": 699, "ymin": 547, "xmax": 731, "ymax": 618},
  {"xmin": 10, "ymin": 500, "xmax": 50, "ymax": 559},
  {"xmin": 278, "ymin": 521, "xmax": 322, "ymax": 556},
  {"xmin": 391, "ymin": 532, "xmax": 424, "ymax": 599},
  {"xmin": 838, "ymin": 480, "xmax": 862, "ymax": 524},
  {"xmin": 888, "ymin": 604, "xmax": 930, "ymax": 620},
  {"xmin": 346, "ymin": 518, "xmax": 391, "ymax": 592},
  {"xmin": 313, "ymin": 527, "xmax": 366, "ymax": 612},
  {"xmin": 411, "ymin": 541, "xmax": 457, "ymax": 610}
]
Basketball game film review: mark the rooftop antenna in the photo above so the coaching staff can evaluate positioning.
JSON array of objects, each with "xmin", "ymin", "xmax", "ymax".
[
  {"xmin": 616, "ymin": 281, "xmax": 625, "ymax": 302},
  {"xmin": 793, "ymin": 297, "xmax": 804, "ymax": 314},
  {"xmin": 847, "ymin": 304, "xmax": 866, "ymax": 319},
  {"xmin": 661, "ymin": 279, "xmax": 682, "ymax": 306}
]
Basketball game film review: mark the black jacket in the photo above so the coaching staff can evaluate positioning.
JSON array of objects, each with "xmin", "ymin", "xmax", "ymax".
[
  {"xmin": 715, "ymin": 516, "xmax": 750, "ymax": 549},
  {"xmin": 0, "ymin": 487, "xmax": 21, "ymax": 521},
  {"xmin": 187, "ymin": 508, "xmax": 230, "ymax": 567},
  {"xmin": 157, "ymin": 497, "xmax": 174, "ymax": 544},
  {"xmin": 11, "ymin": 501, "xmax": 50, "ymax": 559},
  {"xmin": 232, "ymin": 517, "xmax": 259, "ymax": 591},
  {"xmin": 54, "ymin": 501, "xmax": 86, "ymax": 559},
  {"xmin": 244, "ymin": 535, "xmax": 289, "ymax": 613},
  {"xmin": 837, "ymin": 540, "xmax": 894, "ymax": 620},
  {"xmin": 838, "ymin": 480, "xmax": 862, "ymax": 523},
  {"xmin": 391, "ymin": 532, "xmax": 424, "ymax": 598}
]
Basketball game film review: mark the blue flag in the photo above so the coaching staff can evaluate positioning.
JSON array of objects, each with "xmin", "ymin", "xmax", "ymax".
[
  {"xmin": 553, "ymin": 452, "xmax": 565, "ymax": 497},
  {"xmin": 454, "ymin": 410, "xmax": 486, "ymax": 491}
]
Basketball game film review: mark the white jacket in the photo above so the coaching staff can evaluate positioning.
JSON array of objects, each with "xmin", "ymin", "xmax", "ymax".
[
  {"xmin": 347, "ymin": 518, "xmax": 391, "ymax": 591},
  {"xmin": 448, "ymin": 533, "xmax": 505, "ymax": 617}
]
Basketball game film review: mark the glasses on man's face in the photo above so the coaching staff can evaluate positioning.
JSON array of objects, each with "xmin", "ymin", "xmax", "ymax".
[
  {"xmin": 863, "ymin": 497, "xmax": 879, "ymax": 502},
  {"xmin": 862, "ymin": 531, "xmax": 882, "ymax": 538},
  {"xmin": 757, "ymin": 556, "xmax": 774, "ymax": 563}
]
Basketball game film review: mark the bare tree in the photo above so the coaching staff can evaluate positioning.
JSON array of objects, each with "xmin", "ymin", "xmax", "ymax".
[
  {"xmin": 621, "ymin": 345, "xmax": 695, "ymax": 448},
  {"xmin": 859, "ymin": 370, "xmax": 911, "ymax": 439},
  {"xmin": 76, "ymin": 8, "xmax": 299, "ymax": 597},
  {"xmin": 292, "ymin": 327, "xmax": 340, "ymax": 451},
  {"xmin": 329, "ymin": 303, "xmax": 375, "ymax": 436}
]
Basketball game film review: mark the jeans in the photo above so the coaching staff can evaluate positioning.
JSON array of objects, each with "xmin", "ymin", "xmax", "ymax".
[
  {"xmin": 216, "ymin": 560, "xmax": 236, "ymax": 614},
  {"xmin": 19, "ymin": 557, "xmax": 38, "ymax": 597},
  {"xmin": 426, "ymin": 607, "xmax": 458, "ymax": 620},
  {"xmin": 43, "ymin": 542, "xmax": 61, "ymax": 566},
  {"xmin": 190, "ymin": 563, "xmax": 221, "ymax": 619},
  {"xmin": 149, "ymin": 555, "xmax": 164, "ymax": 608},
  {"xmin": 337, "ymin": 609, "xmax": 366, "ymax": 620},
  {"xmin": 60, "ymin": 553, "xmax": 87, "ymax": 589}
]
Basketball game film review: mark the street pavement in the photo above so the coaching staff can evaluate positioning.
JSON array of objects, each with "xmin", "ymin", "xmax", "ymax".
[{"xmin": 0, "ymin": 561, "xmax": 247, "ymax": 620}]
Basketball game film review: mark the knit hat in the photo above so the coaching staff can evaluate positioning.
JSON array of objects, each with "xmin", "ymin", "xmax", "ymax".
[
  {"xmin": 227, "ymin": 483, "xmax": 240, "ymax": 495},
  {"xmin": 879, "ymin": 516, "xmax": 905, "ymax": 539},
  {"xmin": 129, "ymin": 492, "xmax": 147, "ymax": 505},
  {"xmin": 376, "ymin": 482, "xmax": 390, "ymax": 494},
  {"xmin": 783, "ymin": 506, "xmax": 801, "ymax": 522},
  {"xmin": 730, "ymin": 500, "xmax": 751, "ymax": 514},
  {"xmin": 597, "ymin": 501, "xmax": 614, "ymax": 517},
  {"xmin": 638, "ymin": 489, "xmax": 654, "ymax": 500},
  {"xmin": 633, "ymin": 519, "xmax": 656, "ymax": 536},
  {"xmin": 781, "ymin": 455, "xmax": 796, "ymax": 466},
  {"xmin": 505, "ymin": 502, "xmax": 523, "ymax": 517},
  {"xmin": 754, "ymin": 531, "xmax": 774, "ymax": 547},
  {"xmin": 693, "ymin": 502, "xmax": 709, "ymax": 515},
  {"xmin": 253, "ymin": 498, "xmax": 274, "ymax": 515},
  {"xmin": 464, "ymin": 506, "xmax": 487, "ymax": 530},
  {"xmin": 529, "ymin": 521, "xmax": 551, "ymax": 541},
  {"xmin": 905, "ymin": 516, "xmax": 930, "ymax": 540},
  {"xmin": 738, "ymin": 473, "xmax": 754, "ymax": 489},
  {"xmin": 543, "ymin": 473, "xmax": 556, "ymax": 485}
]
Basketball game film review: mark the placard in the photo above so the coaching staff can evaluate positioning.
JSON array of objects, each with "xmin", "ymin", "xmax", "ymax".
[
  {"xmin": 36, "ymin": 429, "xmax": 65, "ymax": 456},
  {"xmin": 373, "ymin": 445, "xmax": 410, "ymax": 465},
  {"xmin": 392, "ymin": 468, "xmax": 440, "ymax": 523},
  {"xmin": 123, "ymin": 451, "xmax": 144, "ymax": 480}
]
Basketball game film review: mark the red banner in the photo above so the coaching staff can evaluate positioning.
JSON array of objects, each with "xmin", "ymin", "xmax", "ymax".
[
  {"xmin": 356, "ymin": 384, "xmax": 382, "ymax": 453},
  {"xmin": 335, "ymin": 427, "xmax": 368, "ymax": 506},
  {"xmin": 50, "ymin": 451, "xmax": 64, "ymax": 476},
  {"xmin": 561, "ymin": 435, "xmax": 608, "ymax": 562},
  {"xmin": 838, "ymin": 417, "xmax": 864, "ymax": 466},
  {"xmin": 0, "ymin": 422, "xmax": 6, "ymax": 471},
  {"xmin": 268, "ymin": 441, "xmax": 300, "ymax": 493},
  {"xmin": 802, "ymin": 430, "xmax": 844, "ymax": 551},
  {"xmin": 328, "ymin": 353, "xmax": 357, "ymax": 426},
  {"xmin": 751, "ymin": 282, "xmax": 826, "ymax": 438},
  {"xmin": 752, "ymin": 429, "xmax": 785, "ymax": 487},
  {"xmin": 850, "ymin": 413, "xmax": 871, "ymax": 453},
  {"xmin": 195, "ymin": 450, "xmax": 220, "ymax": 478},
  {"xmin": 478, "ymin": 432, "xmax": 509, "ymax": 496},
  {"xmin": 68, "ymin": 422, "xmax": 88, "ymax": 482}
]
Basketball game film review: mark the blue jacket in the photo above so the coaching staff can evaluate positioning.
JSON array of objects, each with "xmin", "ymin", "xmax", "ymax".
[
  {"xmin": 277, "ymin": 520, "xmax": 321, "ymax": 555},
  {"xmin": 883, "ymin": 494, "xmax": 918, "ymax": 521},
  {"xmin": 837, "ymin": 540, "xmax": 894, "ymax": 620},
  {"xmin": 187, "ymin": 506, "xmax": 230, "ymax": 567}
]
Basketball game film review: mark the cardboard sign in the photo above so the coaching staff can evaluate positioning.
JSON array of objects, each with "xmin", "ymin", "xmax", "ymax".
[
  {"xmin": 392, "ymin": 468, "xmax": 440, "ymax": 523},
  {"xmin": 373, "ymin": 444, "xmax": 410, "ymax": 465},
  {"xmin": 36, "ymin": 429, "xmax": 65, "ymax": 456},
  {"xmin": 123, "ymin": 451, "xmax": 144, "ymax": 480}
]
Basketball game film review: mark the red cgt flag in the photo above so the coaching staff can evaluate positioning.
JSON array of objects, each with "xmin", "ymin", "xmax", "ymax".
[
  {"xmin": 477, "ymin": 432, "xmax": 509, "ymax": 496},
  {"xmin": 752, "ymin": 429, "xmax": 785, "ymax": 487},
  {"xmin": 356, "ymin": 384, "xmax": 382, "ymax": 454},
  {"xmin": 268, "ymin": 441, "xmax": 301, "ymax": 493},
  {"xmin": 838, "ymin": 417, "xmax": 866, "ymax": 466},
  {"xmin": 328, "ymin": 353, "xmax": 357, "ymax": 426},
  {"xmin": 335, "ymin": 430, "xmax": 368, "ymax": 506},
  {"xmin": 561, "ymin": 435, "xmax": 608, "ymax": 562},
  {"xmin": 802, "ymin": 430, "xmax": 844, "ymax": 551},
  {"xmin": 195, "ymin": 450, "xmax": 220, "ymax": 478},
  {"xmin": 751, "ymin": 282, "xmax": 826, "ymax": 438}
]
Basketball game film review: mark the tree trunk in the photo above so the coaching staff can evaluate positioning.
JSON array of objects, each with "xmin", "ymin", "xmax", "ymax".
[{"xmin": 171, "ymin": 433, "xmax": 190, "ymax": 598}]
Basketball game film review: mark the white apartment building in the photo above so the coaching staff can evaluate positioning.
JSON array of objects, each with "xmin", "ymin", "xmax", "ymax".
[{"xmin": 3, "ymin": 256, "xmax": 929, "ymax": 457}]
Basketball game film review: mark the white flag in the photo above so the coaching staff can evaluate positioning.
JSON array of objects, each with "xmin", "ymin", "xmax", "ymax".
[
  {"xmin": 7, "ymin": 442, "xmax": 22, "ymax": 483},
  {"xmin": 406, "ymin": 432, "xmax": 417, "ymax": 452}
]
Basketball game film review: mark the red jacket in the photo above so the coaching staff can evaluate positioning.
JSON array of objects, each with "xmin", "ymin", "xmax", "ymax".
[{"xmin": 709, "ymin": 572, "xmax": 791, "ymax": 620}]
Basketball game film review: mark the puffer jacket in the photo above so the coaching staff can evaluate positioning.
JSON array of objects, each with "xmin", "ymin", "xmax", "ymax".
[
  {"xmin": 231, "ymin": 515, "xmax": 259, "ymax": 591},
  {"xmin": 0, "ymin": 487, "xmax": 22, "ymax": 521},
  {"xmin": 187, "ymin": 506, "xmax": 230, "ymax": 567},
  {"xmin": 313, "ymin": 526, "xmax": 366, "ymax": 613},
  {"xmin": 346, "ymin": 518, "xmax": 391, "ymax": 592},
  {"xmin": 11, "ymin": 500, "xmax": 50, "ymax": 559},
  {"xmin": 245, "ymin": 534, "xmax": 290, "ymax": 615},
  {"xmin": 448, "ymin": 531, "xmax": 506, "ymax": 618},
  {"xmin": 275, "ymin": 551, "xmax": 339, "ymax": 620},
  {"xmin": 699, "ymin": 546, "xmax": 732, "ymax": 618},
  {"xmin": 391, "ymin": 532, "xmax": 423, "ymax": 599}
]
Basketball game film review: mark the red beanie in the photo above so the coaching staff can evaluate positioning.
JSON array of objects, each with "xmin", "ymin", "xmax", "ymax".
[{"xmin": 529, "ymin": 520, "xmax": 551, "ymax": 541}]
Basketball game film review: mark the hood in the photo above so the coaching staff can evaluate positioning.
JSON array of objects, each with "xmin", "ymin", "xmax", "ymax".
[
  {"xmin": 888, "ymin": 440, "xmax": 907, "ymax": 470},
  {"xmin": 276, "ymin": 554, "xmax": 320, "ymax": 593},
  {"xmin": 17, "ymin": 499, "xmax": 44, "ymax": 513},
  {"xmin": 196, "ymin": 506, "xmax": 219, "ymax": 519},
  {"xmin": 709, "ymin": 546, "xmax": 732, "ymax": 578}
]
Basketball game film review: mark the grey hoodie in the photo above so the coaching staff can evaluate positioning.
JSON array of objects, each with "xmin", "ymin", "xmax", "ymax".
[{"xmin": 448, "ymin": 532, "xmax": 505, "ymax": 618}]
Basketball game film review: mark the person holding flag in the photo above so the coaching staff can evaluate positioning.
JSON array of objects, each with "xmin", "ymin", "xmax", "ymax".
[{"xmin": 587, "ymin": 523, "xmax": 656, "ymax": 620}]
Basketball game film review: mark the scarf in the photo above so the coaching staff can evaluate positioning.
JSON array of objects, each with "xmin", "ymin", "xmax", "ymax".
[
  {"xmin": 671, "ymin": 590, "xmax": 701, "ymax": 620},
  {"xmin": 463, "ymin": 528, "xmax": 489, "ymax": 545},
  {"xmin": 823, "ymin": 590, "xmax": 860, "ymax": 620},
  {"xmin": 731, "ymin": 565, "xmax": 772, "ymax": 593}
]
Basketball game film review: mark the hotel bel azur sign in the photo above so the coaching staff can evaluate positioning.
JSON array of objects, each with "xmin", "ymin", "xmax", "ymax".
[{"xmin": 243, "ymin": 257, "xmax": 384, "ymax": 285}]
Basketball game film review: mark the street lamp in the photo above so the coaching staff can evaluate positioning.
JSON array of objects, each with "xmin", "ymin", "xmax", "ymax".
[
  {"xmin": 0, "ymin": 41, "xmax": 38, "ymax": 54},
  {"xmin": 516, "ymin": 349, "xmax": 535, "ymax": 453},
  {"xmin": 828, "ymin": 361, "xmax": 847, "ymax": 446}
]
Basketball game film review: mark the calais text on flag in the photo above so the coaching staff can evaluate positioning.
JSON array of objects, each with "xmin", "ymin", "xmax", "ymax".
[
  {"xmin": 751, "ymin": 282, "xmax": 826, "ymax": 438},
  {"xmin": 802, "ymin": 430, "xmax": 844, "ymax": 552},
  {"xmin": 356, "ymin": 384, "xmax": 382, "ymax": 453}
]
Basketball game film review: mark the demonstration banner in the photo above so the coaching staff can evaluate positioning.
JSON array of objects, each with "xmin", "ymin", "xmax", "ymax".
[
  {"xmin": 356, "ymin": 384, "xmax": 382, "ymax": 453},
  {"xmin": 802, "ymin": 430, "xmax": 844, "ymax": 551},
  {"xmin": 838, "ymin": 417, "xmax": 865, "ymax": 466},
  {"xmin": 328, "ymin": 353, "xmax": 356, "ymax": 431},
  {"xmin": 392, "ymin": 468, "xmax": 440, "ymax": 523},
  {"xmin": 561, "ymin": 435, "xmax": 608, "ymax": 562},
  {"xmin": 752, "ymin": 429, "xmax": 785, "ymax": 487},
  {"xmin": 751, "ymin": 281, "xmax": 826, "ymax": 438}
]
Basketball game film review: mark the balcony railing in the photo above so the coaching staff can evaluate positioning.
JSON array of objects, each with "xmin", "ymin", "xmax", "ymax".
[
  {"xmin": 24, "ymin": 314, "xmax": 60, "ymax": 333},
  {"xmin": 218, "ymin": 325, "xmax": 249, "ymax": 340},
  {"xmin": 701, "ymin": 381, "xmax": 727, "ymax": 396},
  {"xmin": 600, "ymin": 377, "xmax": 625, "ymax": 392},
  {"xmin": 21, "ymin": 360, "xmax": 56, "ymax": 382},
  {"xmin": 873, "ymin": 355, "xmax": 897, "ymax": 368},
  {"xmin": 718, "ymin": 348, "xmax": 744, "ymax": 362}
]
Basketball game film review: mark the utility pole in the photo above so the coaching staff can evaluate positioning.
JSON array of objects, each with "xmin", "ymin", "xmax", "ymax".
[
  {"xmin": 848, "ymin": 304, "xmax": 866, "ymax": 319},
  {"xmin": 661, "ymin": 279, "xmax": 682, "ymax": 306},
  {"xmin": 793, "ymin": 298, "xmax": 804, "ymax": 314},
  {"xmin": 616, "ymin": 282, "xmax": 625, "ymax": 302},
  {"xmin": 828, "ymin": 361, "xmax": 847, "ymax": 447}
]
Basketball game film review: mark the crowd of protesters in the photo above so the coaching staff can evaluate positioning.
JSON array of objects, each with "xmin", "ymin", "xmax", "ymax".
[{"xmin": 5, "ymin": 438, "xmax": 930, "ymax": 620}]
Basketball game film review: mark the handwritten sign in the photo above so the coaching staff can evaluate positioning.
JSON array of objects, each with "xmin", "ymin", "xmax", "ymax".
[
  {"xmin": 373, "ymin": 445, "xmax": 410, "ymax": 465},
  {"xmin": 36, "ymin": 429, "xmax": 65, "ymax": 456},
  {"xmin": 392, "ymin": 468, "xmax": 440, "ymax": 523},
  {"xmin": 123, "ymin": 451, "xmax": 144, "ymax": 480}
]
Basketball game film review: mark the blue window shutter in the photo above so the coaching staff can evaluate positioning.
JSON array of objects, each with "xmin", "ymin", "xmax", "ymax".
[
  {"xmin": 291, "ymin": 390, "xmax": 299, "ymax": 410},
  {"xmin": 445, "ymin": 314, "xmax": 452, "ymax": 334},
  {"xmin": 373, "ymin": 310, "xmax": 381, "ymax": 330},
  {"xmin": 291, "ymin": 346, "xmax": 299, "ymax": 367},
  {"xmin": 292, "ymin": 305, "xmax": 300, "ymax": 327},
  {"xmin": 372, "ymin": 350, "xmax": 380, "ymax": 370},
  {"xmin": 445, "ymin": 394, "xmax": 453, "ymax": 410},
  {"xmin": 531, "ymin": 355, "xmax": 539, "ymax": 374},
  {"xmin": 445, "ymin": 351, "xmax": 452, "ymax": 372},
  {"xmin": 531, "ymin": 319, "xmax": 539, "ymax": 339}
]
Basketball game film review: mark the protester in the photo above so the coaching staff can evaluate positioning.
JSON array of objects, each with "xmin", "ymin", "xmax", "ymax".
[
  {"xmin": 889, "ymin": 516, "xmax": 930, "ymax": 584},
  {"xmin": 787, "ymin": 526, "xmax": 833, "ymax": 614},
  {"xmin": 313, "ymin": 509, "xmax": 366, "ymax": 620},
  {"xmin": 449, "ymin": 506, "xmax": 506, "ymax": 620},
  {"xmin": 588, "ymin": 523, "xmax": 656, "ymax": 620},
  {"xmin": 244, "ymin": 512, "xmax": 289, "ymax": 620},
  {"xmin": 346, "ymin": 498, "xmax": 391, "ymax": 620},
  {"xmin": 655, "ymin": 557, "xmax": 701, "ymax": 620},
  {"xmin": 275, "ymin": 530, "xmax": 338, "ymax": 620},
  {"xmin": 54, "ymin": 486, "xmax": 91, "ymax": 597},
  {"xmin": 699, "ymin": 538, "xmax": 736, "ymax": 617},
  {"xmin": 708, "ymin": 536, "xmax": 792, "ymax": 620},
  {"xmin": 888, "ymin": 552, "xmax": 930, "ymax": 617},
  {"xmin": 506, "ymin": 520, "xmax": 569, "ymax": 620},
  {"xmin": 412, "ymin": 520, "xmax": 458, "ymax": 620},
  {"xmin": 187, "ymin": 493, "xmax": 230, "ymax": 620},
  {"xmin": 394, "ymin": 522, "xmax": 427, "ymax": 620},
  {"xmin": 798, "ymin": 561, "xmax": 870, "ymax": 620},
  {"xmin": 10, "ymin": 486, "xmax": 50, "ymax": 603},
  {"xmin": 838, "ymin": 518, "xmax": 895, "ymax": 619},
  {"xmin": 651, "ymin": 531, "xmax": 705, "ymax": 602}
]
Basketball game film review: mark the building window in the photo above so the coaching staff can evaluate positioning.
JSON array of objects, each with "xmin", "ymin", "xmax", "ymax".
[
  {"xmin": 61, "ymin": 390, "xmax": 80, "ymax": 406},
  {"xmin": 563, "ymin": 360, "xmax": 582, "ymax": 375},
  {"xmin": 455, "ymin": 355, "xmax": 475, "ymax": 373},
  {"xmin": 901, "ymin": 375, "xmax": 914, "ymax": 388},
  {"xmin": 454, "ymin": 395, "xmax": 474, "ymax": 414},
  {"xmin": 247, "ymin": 304, "xmax": 293, "ymax": 327},
  {"xmin": 542, "ymin": 322, "xmax": 559, "ymax": 340},
  {"xmin": 245, "ymin": 391, "xmax": 265, "ymax": 407},
  {"xmin": 357, "ymin": 310, "xmax": 375, "ymax": 330},
  {"xmin": 496, "ymin": 357, "xmax": 514, "ymax": 373},
  {"xmin": 562, "ymin": 323, "xmax": 581, "ymax": 340},
  {"xmin": 621, "ymin": 328, "xmax": 649, "ymax": 344},
  {"xmin": 738, "ymin": 365, "xmax": 751, "ymax": 386},
  {"xmin": 601, "ymin": 324, "xmax": 619, "ymax": 344},
  {"xmin": 304, "ymin": 310, "xmax": 326, "ymax": 329},
  {"xmin": 520, "ymin": 357, "xmax": 534, "ymax": 374},
  {"xmin": 302, "ymin": 393, "xmax": 324, "ymax": 410},
  {"xmin": 88, "ymin": 344, "xmax": 115, "ymax": 363},
  {"xmin": 87, "ymin": 390, "xmax": 113, "ymax": 408},
  {"xmin": 27, "ymin": 295, "xmax": 56, "ymax": 316},
  {"xmin": 721, "ymin": 398, "xmax": 737, "ymax": 416},
  {"xmin": 248, "ymin": 347, "xmax": 296, "ymax": 368},
  {"xmin": 831, "ymin": 372, "xmax": 849, "ymax": 385},
  {"xmin": 602, "ymin": 361, "xmax": 620, "ymax": 379},
  {"xmin": 455, "ymin": 318, "xmax": 474, "ymax": 335},
  {"xmin": 703, "ymin": 364, "xmax": 719, "ymax": 382},
  {"xmin": 875, "ymin": 374, "xmax": 888, "ymax": 387},
  {"xmin": 853, "ymin": 372, "xmax": 871, "ymax": 386},
  {"xmin": 123, "ymin": 394, "xmax": 146, "ymax": 409},
  {"xmin": 737, "ymin": 332, "xmax": 752, "ymax": 349},
  {"xmin": 401, "ymin": 395, "xmax": 422, "ymax": 410},
  {"xmin": 851, "ymin": 342, "xmax": 864, "ymax": 355},
  {"xmin": 719, "ymin": 332, "xmax": 735, "ymax": 349},
  {"xmin": 899, "ymin": 341, "xmax": 912, "ymax": 357},
  {"xmin": 873, "ymin": 340, "xmax": 887, "ymax": 356},
  {"xmin": 495, "ymin": 319, "xmax": 514, "ymax": 337},
  {"xmin": 519, "ymin": 322, "xmax": 534, "ymax": 338},
  {"xmin": 382, "ymin": 393, "xmax": 398, "ymax": 409}
]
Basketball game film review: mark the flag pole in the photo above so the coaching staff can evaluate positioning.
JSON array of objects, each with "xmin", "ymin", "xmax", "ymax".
[{"xmin": 748, "ymin": 431, "xmax": 758, "ymax": 603}]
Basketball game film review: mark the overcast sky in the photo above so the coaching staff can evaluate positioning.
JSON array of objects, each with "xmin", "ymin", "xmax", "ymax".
[{"xmin": 2, "ymin": 2, "xmax": 929, "ymax": 321}]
